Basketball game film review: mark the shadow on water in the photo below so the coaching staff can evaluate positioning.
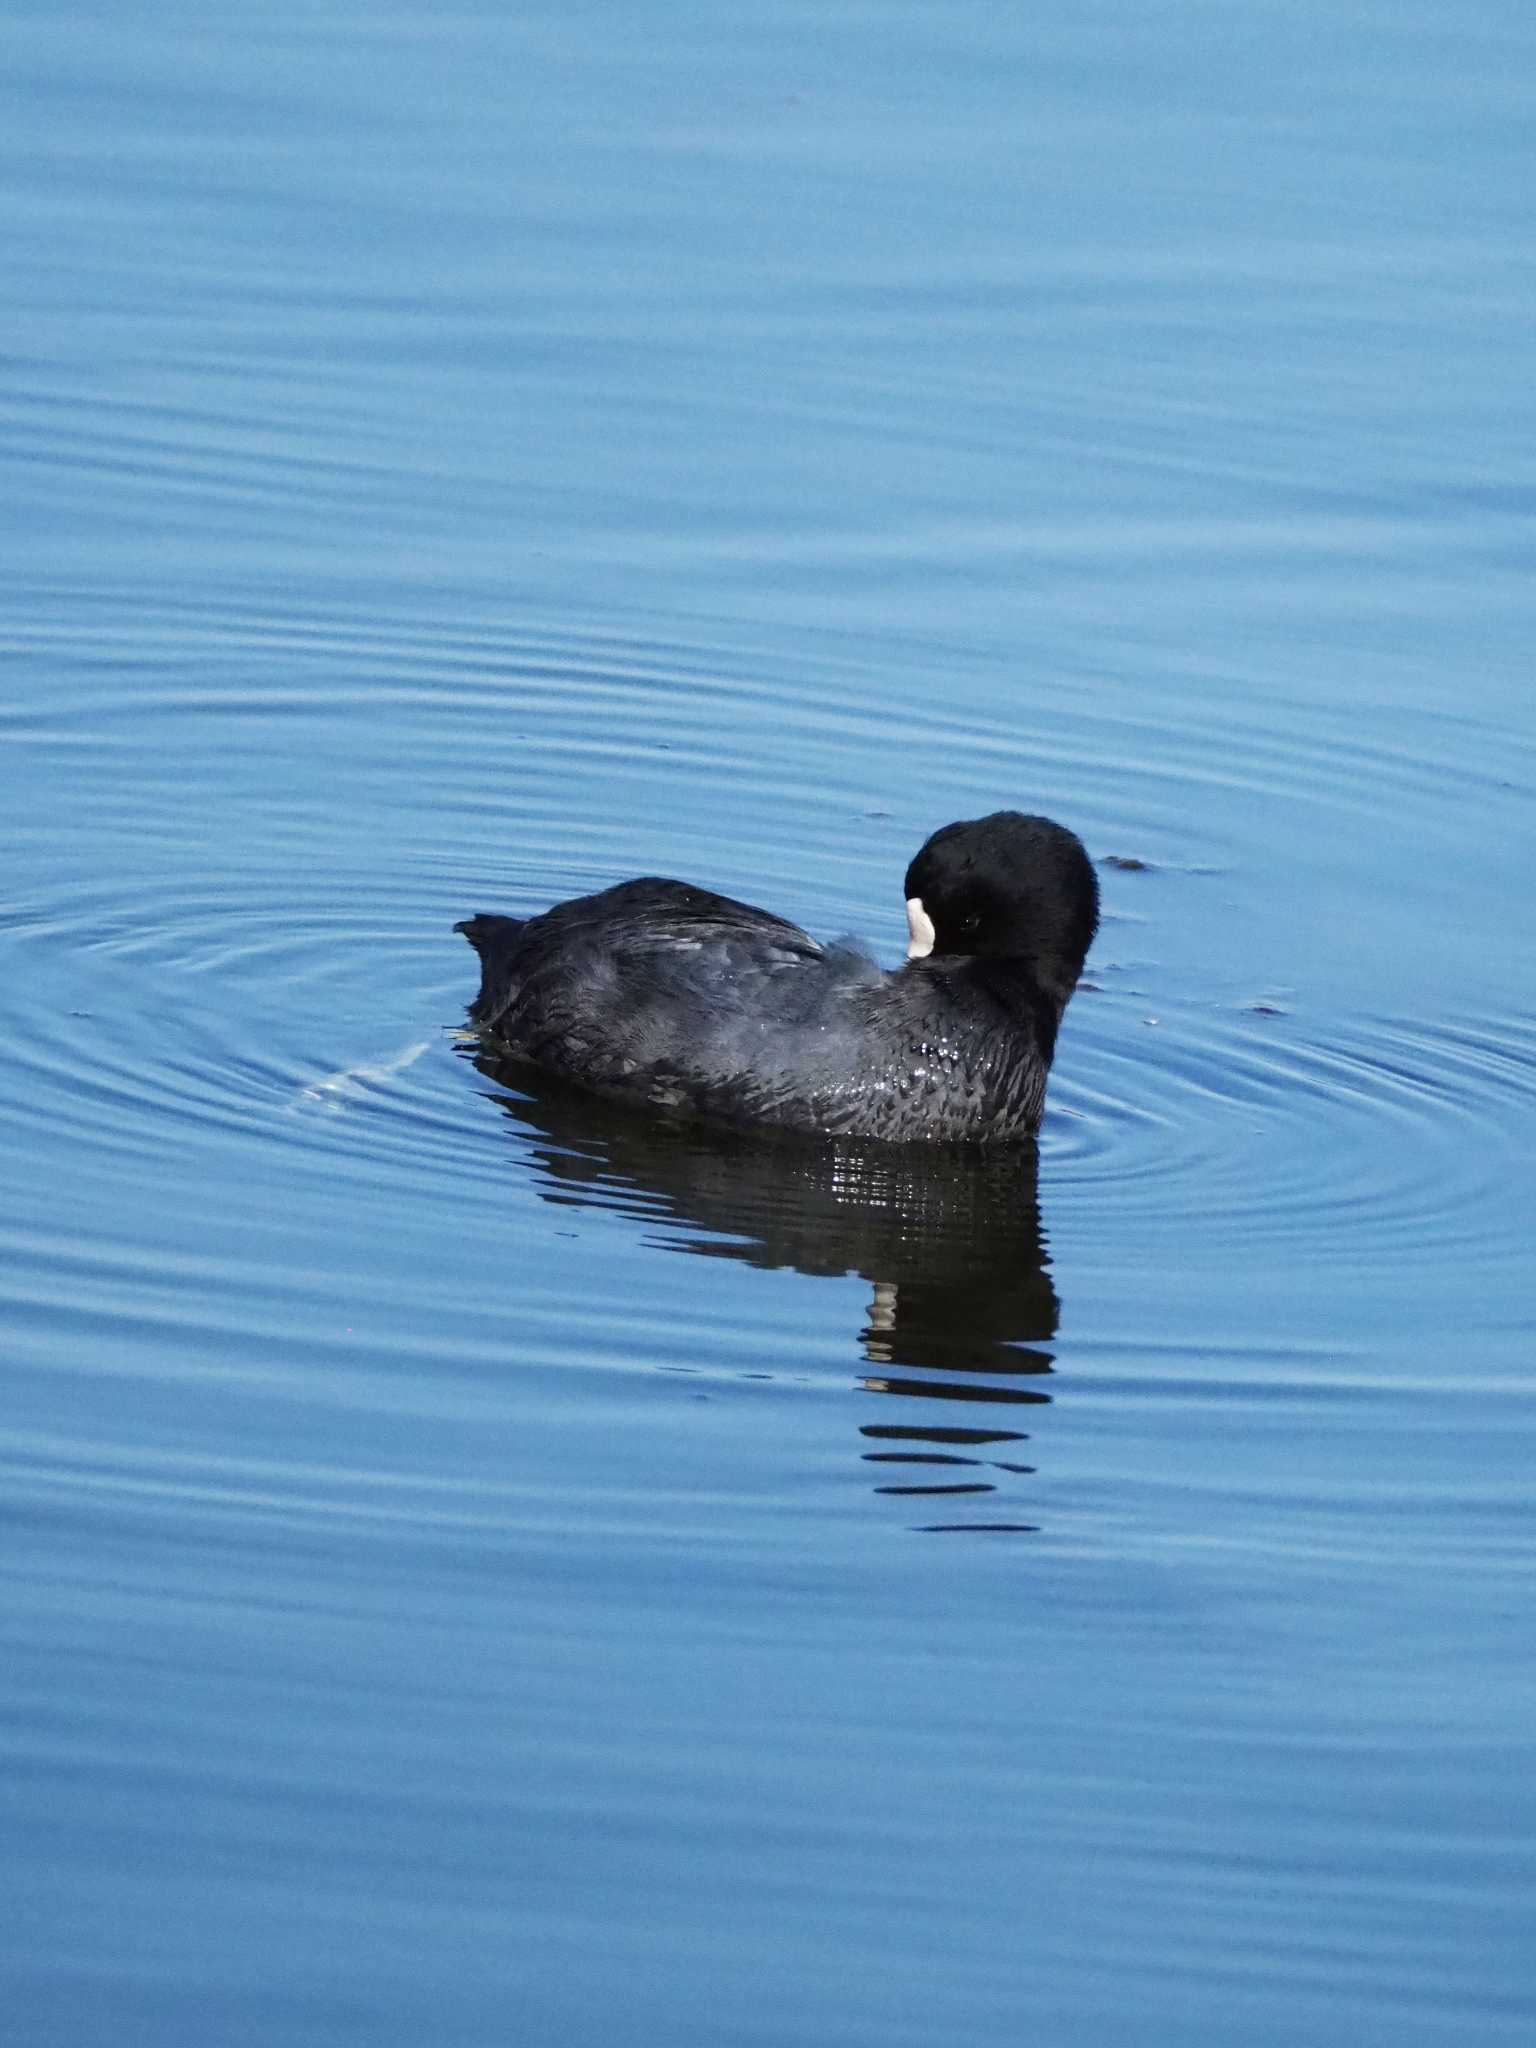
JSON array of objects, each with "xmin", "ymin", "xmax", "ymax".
[{"xmin": 467, "ymin": 1047, "xmax": 1064, "ymax": 1532}]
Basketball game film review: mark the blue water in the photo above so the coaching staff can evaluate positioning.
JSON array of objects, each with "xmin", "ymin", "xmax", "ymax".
[{"xmin": 3, "ymin": 3, "xmax": 1535, "ymax": 2042}]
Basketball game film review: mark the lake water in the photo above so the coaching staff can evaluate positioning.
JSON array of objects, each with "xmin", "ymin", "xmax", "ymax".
[{"xmin": 3, "ymin": 3, "xmax": 1534, "ymax": 2042}]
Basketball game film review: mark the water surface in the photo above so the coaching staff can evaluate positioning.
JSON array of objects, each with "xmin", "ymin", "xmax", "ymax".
[{"xmin": 3, "ymin": 3, "xmax": 1534, "ymax": 2043}]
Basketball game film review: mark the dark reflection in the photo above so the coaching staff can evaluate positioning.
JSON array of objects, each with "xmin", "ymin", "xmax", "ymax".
[{"xmin": 468, "ymin": 1050, "xmax": 1065, "ymax": 1532}]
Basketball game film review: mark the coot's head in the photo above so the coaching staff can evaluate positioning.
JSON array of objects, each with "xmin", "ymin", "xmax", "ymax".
[{"xmin": 903, "ymin": 811, "xmax": 1099, "ymax": 997}]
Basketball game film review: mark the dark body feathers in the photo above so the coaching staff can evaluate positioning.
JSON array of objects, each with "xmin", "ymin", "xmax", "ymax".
[{"xmin": 456, "ymin": 813, "xmax": 1097, "ymax": 1144}]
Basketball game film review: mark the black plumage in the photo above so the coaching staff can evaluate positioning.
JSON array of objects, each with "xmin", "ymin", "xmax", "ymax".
[{"xmin": 457, "ymin": 811, "xmax": 1098, "ymax": 1143}]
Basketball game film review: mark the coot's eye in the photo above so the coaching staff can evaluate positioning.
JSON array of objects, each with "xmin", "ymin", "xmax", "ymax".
[{"xmin": 960, "ymin": 912, "xmax": 981, "ymax": 937}]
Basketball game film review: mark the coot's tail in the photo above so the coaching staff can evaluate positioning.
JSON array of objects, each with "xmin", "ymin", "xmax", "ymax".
[{"xmin": 454, "ymin": 912, "xmax": 526, "ymax": 1026}]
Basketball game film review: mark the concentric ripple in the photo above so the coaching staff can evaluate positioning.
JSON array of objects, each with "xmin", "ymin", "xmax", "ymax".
[
  {"xmin": 4, "ymin": 589, "xmax": 1534, "ymax": 1427},
  {"xmin": 1046, "ymin": 999, "xmax": 1536, "ymax": 1287}
]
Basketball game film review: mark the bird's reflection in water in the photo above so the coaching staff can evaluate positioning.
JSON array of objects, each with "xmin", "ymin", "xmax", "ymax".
[{"xmin": 470, "ymin": 1051, "xmax": 1064, "ymax": 1532}]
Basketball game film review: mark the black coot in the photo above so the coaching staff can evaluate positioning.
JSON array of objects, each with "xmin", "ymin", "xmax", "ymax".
[{"xmin": 456, "ymin": 810, "xmax": 1098, "ymax": 1143}]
